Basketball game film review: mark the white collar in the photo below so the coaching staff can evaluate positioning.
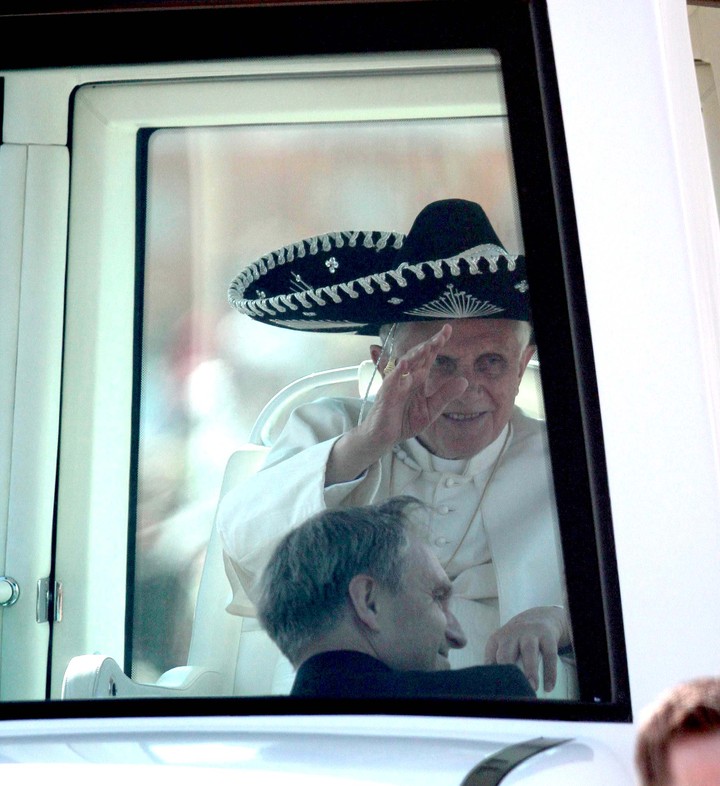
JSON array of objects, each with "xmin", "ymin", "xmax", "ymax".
[{"xmin": 395, "ymin": 422, "xmax": 511, "ymax": 477}]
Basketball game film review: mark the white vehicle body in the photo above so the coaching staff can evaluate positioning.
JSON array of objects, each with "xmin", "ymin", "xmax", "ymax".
[{"xmin": 0, "ymin": 0, "xmax": 719, "ymax": 783}]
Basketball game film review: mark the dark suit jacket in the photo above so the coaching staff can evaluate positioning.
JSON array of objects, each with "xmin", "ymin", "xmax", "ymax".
[{"xmin": 290, "ymin": 650, "xmax": 536, "ymax": 699}]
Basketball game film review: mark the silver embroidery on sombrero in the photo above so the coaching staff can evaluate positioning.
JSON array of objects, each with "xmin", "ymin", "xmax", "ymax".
[
  {"xmin": 387, "ymin": 263, "xmax": 411, "ymax": 287},
  {"xmin": 268, "ymin": 318, "xmax": 365, "ymax": 330},
  {"xmin": 228, "ymin": 237, "xmax": 521, "ymax": 319},
  {"xmin": 405, "ymin": 283, "xmax": 504, "ymax": 319},
  {"xmin": 227, "ymin": 229, "xmax": 405, "ymax": 316},
  {"xmin": 373, "ymin": 273, "xmax": 392, "ymax": 293},
  {"xmin": 339, "ymin": 281, "xmax": 360, "ymax": 299},
  {"xmin": 357, "ymin": 277, "xmax": 375, "ymax": 295},
  {"xmin": 461, "ymin": 244, "xmax": 519, "ymax": 274},
  {"xmin": 293, "ymin": 291, "xmax": 312, "ymax": 310},
  {"xmin": 290, "ymin": 272, "xmax": 314, "ymax": 293},
  {"xmin": 326, "ymin": 285, "xmax": 343, "ymax": 304}
]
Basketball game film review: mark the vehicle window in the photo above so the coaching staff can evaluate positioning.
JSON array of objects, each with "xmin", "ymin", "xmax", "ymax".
[
  {"xmin": 132, "ymin": 115, "xmax": 543, "ymax": 686},
  {"xmin": 0, "ymin": 0, "xmax": 628, "ymax": 720}
]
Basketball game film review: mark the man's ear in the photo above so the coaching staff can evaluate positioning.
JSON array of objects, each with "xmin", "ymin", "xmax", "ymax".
[
  {"xmin": 518, "ymin": 343, "xmax": 536, "ymax": 380},
  {"xmin": 370, "ymin": 345, "xmax": 395, "ymax": 377},
  {"xmin": 370, "ymin": 344, "xmax": 383, "ymax": 365},
  {"xmin": 348, "ymin": 574, "xmax": 382, "ymax": 632}
]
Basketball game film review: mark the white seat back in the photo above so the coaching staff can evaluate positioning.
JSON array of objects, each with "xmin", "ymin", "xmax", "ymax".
[
  {"xmin": 183, "ymin": 445, "xmax": 295, "ymax": 696},
  {"xmin": 62, "ymin": 445, "xmax": 295, "ymax": 699},
  {"xmin": 63, "ymin": 364, "xmax": 368, "ymax": 699}
]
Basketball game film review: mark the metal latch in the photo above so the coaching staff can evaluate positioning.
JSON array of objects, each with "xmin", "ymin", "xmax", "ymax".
[
  {"xmin": 36, "ymin": 578, "xmax": 63, "ymax": 623},
  {"xmin": 0, "ymin": 576, "xmax": 20, "ymax": 608}
]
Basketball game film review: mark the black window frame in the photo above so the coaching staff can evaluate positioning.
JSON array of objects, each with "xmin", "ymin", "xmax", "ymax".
[{"xmin": 0, "ymin": 0, "xmax": 630, "ymax": 723}]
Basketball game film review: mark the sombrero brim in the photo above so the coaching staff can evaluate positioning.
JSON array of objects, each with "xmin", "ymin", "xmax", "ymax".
[{"xmin": 228, "ymin": 229, "xmax": 529, "ymax": 335}]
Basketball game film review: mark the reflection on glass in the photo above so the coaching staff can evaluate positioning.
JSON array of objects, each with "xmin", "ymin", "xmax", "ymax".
[{"xmin": 137, "ymin": 116, "xmax": 574, "ymax": 699}]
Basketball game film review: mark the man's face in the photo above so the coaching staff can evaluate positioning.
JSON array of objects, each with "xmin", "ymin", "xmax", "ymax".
[
  {"xmin": 668, "ymin": 730, "xmax": 720, "ymax": 786},
  {"xmin": 393, "ymin": 318, "xmax": 534, "ymax": 459},
  {"xmin": 375, "ymin": 539, "xmax": 466, "ymax": 671}
]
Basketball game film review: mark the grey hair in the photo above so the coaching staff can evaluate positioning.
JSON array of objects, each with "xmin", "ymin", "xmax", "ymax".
[
  {"xmin": 513, "ymin": 320, "xmax": 533, "ymax": 351},
  {"xmin": 256, "ymin": 496, "xmax": 427, "ymax": 666}
]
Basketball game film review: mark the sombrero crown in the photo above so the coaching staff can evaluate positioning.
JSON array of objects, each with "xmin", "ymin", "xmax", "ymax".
[{"xmin": 228, "ymin": 198, "xmax": 530, "ymax": 334}]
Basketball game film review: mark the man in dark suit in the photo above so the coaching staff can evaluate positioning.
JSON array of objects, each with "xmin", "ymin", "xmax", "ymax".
[{"xmin": 256, "ymin": 496, "xmax": 535, "ymax": 699}]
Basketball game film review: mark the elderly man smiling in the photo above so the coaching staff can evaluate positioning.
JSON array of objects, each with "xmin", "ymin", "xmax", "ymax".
[{"xmin": 219, "ymin": 199, "xmax": 574, "ymax": 697}]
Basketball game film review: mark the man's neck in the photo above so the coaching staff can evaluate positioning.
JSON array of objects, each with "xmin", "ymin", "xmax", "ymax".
[{"xmin": 296, "ymin": 629, "xmax": 378, "ymax": 670}]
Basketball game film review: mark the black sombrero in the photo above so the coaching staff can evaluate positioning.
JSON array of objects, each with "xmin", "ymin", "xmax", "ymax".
[{"xmin": 228, "ymin": 199, "xmax": 530, "ymax": 335}]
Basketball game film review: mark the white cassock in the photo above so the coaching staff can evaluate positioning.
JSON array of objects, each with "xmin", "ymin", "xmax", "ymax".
[{"xmin": 218, "ymin": 397, "xmax": 570, "ymax": 665}]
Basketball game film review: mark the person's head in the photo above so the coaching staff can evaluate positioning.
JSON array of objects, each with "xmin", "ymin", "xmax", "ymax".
[
  {"xmin": 372, "ymin": 318, "xmax": 534, "ymax": 459},
  {"xmin": 257, "ymin": 496, "xmax": 467, "ymax": 670},
  {"xmin": 635, "ymin": 677, "xmax": 720, "ymax": 786}
]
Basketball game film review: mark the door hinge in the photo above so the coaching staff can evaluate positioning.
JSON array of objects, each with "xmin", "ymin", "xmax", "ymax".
[{"xmin": 36, "ymin": 578, "xmax": 63, "ymax": 623}]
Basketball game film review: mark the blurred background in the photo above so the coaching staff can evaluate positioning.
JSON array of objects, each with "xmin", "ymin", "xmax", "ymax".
[{"xmin": 132, "ymin": 114, "xmax": 532, "ymax": 682}]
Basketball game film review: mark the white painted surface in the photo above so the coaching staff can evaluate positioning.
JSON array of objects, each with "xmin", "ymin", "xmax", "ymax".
[
  {"xmin": 0, "ymin": 145, "xmax": 69, "ymax": 700},
  {"xmin": 547, "ymin": 0, "xmax": 720, "ymax": 717},
  {"xmin": 0, "ymin": 0, "xmax": 718, "ymax": 781}
]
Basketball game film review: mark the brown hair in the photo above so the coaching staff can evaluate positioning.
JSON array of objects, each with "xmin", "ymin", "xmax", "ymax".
[{"xmin": 635, "ymin": 676, "xmax": 720, "ymax": 785}]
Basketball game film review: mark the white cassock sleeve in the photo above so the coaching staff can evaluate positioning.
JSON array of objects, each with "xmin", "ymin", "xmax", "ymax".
[{"xmin": 217, "ymin": 397, "xmax": 382, "ymax": 612}]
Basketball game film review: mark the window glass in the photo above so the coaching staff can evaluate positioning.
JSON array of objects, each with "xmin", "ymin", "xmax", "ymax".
[{"xmin": 133, "ymin": 114, "xmax": 561, "ymax": 695}]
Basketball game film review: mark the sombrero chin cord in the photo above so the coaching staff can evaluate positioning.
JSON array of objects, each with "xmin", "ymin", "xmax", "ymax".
[{"xmin": 358, "ymin": 323, "xmax": 397, "ymax": 426}]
